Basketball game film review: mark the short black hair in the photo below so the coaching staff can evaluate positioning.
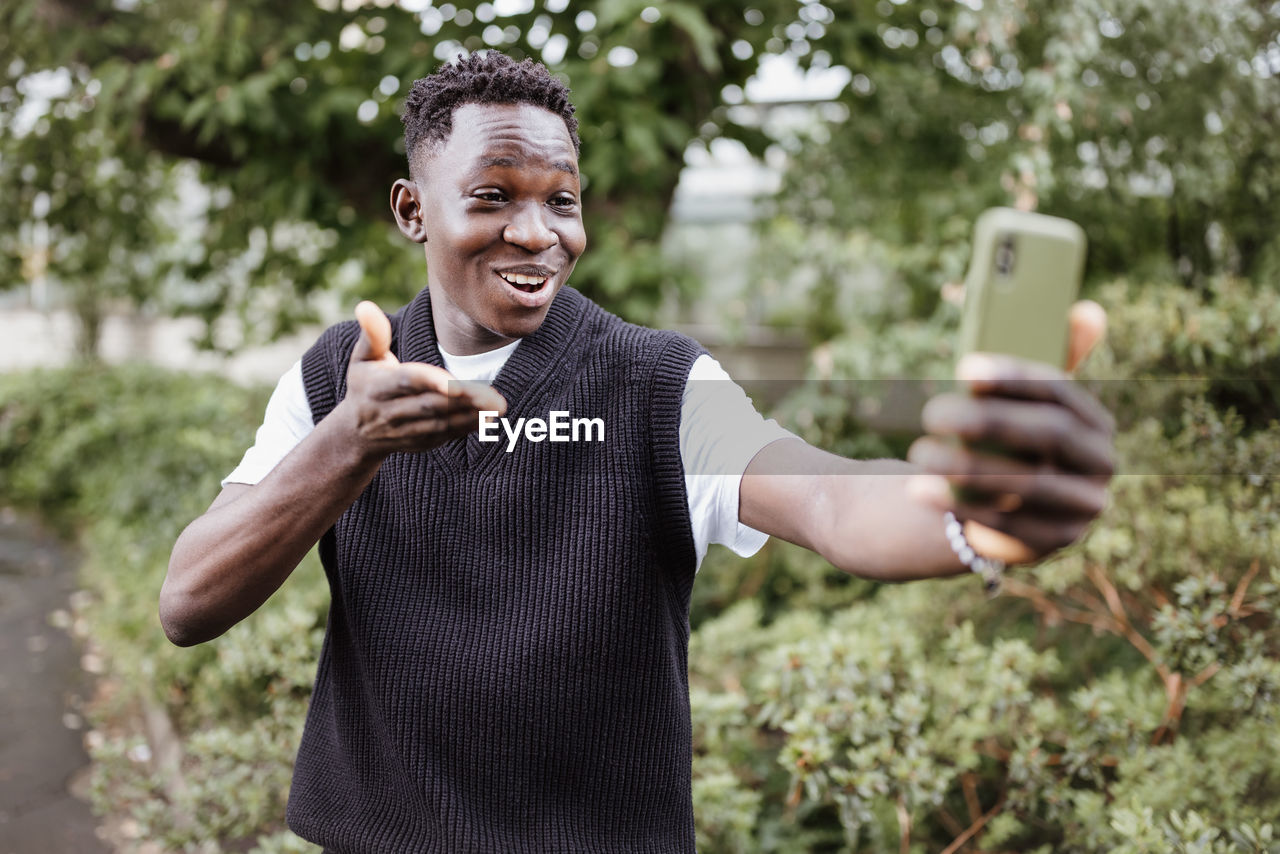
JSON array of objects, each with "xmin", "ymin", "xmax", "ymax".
[{"xmin": 401, "ymin": 51, "xmax": 580, "ymax": 171}]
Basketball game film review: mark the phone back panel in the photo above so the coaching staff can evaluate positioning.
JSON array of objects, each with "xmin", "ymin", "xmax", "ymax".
[{"xmin": 958, "ymin": 208, "xmax": 1086, "ymax": 368}]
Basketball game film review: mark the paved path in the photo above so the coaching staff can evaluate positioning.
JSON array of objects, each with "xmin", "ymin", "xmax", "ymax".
[{"xmin": 0, "ymin": 508, "xmax": 109, "ymax": 854}]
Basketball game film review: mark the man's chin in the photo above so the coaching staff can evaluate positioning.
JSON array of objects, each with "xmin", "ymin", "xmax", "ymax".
[
  {"xmin": 497, "ymin": 286, "xmax": 561, "ymax": 335},
  {"xmin": 495, "ymin": 310, "xmax": 551, "ymax": 341}
]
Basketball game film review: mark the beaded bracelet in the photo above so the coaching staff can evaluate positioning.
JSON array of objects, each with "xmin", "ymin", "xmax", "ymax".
[{"xmin": 943, "ymin": 511, "xmax": 1004, "ymax": 597}]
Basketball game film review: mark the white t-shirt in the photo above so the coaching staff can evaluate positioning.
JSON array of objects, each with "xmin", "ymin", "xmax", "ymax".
[{"xmin": 224, "ymin": 343, "xmax": 796, "ymax": 570}]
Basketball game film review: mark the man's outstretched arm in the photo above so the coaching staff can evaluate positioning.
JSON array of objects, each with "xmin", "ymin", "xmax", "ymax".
[
  {"xmin": 740, "ymin": 444, "xmax": 972, "ymax": 581},
  {"xmin": 160, "ymin": 304, "xmax": 505, "ymax": 646},
  {"xmin": 740, "ymin": 303, "xmax": 1114, "ymax": 581}
]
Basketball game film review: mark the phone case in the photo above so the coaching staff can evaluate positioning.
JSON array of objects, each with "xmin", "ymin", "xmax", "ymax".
[{"xmin": 958, "ymin": 208, "xmax": 1087, "ymax": 368}]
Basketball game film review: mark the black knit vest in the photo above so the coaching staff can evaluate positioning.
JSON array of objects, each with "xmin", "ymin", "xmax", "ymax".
[{"xmin": 288, "ymin": 286, "xmax": 706, "ymax": 853}]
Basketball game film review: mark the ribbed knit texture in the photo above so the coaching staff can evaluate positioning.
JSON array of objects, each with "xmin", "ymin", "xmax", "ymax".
[{"xmin": 288, "ymin": 286, "xmax": 706, "ymax": 853}]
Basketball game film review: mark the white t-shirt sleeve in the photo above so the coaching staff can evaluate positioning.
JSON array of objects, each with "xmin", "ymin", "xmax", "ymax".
[
  {"xmin": 222, "ymin": 360, "xmax": 316, "ymax": 486},
  {"xmin": 680, "ymin": 354, "xmax": 798, "ymax": 569}
]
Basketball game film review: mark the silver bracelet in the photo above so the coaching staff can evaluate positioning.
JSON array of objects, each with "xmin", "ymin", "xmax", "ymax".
[{"xmin": 943, "ymin": 511, "xmax": 1004, "ymax": 597}]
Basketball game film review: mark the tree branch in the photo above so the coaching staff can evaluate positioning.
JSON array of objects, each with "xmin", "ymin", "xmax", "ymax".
[
  {"xmin": 940, "ymin": 795, "xmax": 1005, "ymax": 854},
  {"xmin": 896, "ymin": 793, "xmax": 911, "ymax": 854},
  {"xmin": 961, "ymin": 772, "xmax": 983, "ymax": 825},
  {"xmin": 1229, "ymin": 560, "xmax": 1261, "ymax": 619}
]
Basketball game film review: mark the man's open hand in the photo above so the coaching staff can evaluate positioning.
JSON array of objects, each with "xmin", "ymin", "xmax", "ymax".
[
  {"xmin": 342, "ymin": 301, "xmax": 507, "ymax": 459},
  {"xmin": 907, "ymin": 301, "xmax": 1115, "ymax": 564}
]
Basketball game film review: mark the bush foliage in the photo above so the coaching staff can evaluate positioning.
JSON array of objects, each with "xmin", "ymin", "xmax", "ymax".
[
  {"xmin": 0, "ymin": 367, "xmax": 326, "ymax": 851},
  {"xmin": 690, "ymin": 275, "xmax": 1279, "ymax": 851},
  {"xmin": 1, "ymin": 276, "xmax": 1276, "ymax": 852}
]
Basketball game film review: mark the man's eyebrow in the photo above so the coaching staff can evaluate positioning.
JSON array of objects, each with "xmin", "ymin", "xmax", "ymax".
[{"xmin": 477, "ymin": 155, "xmax": 578, "ymax": 176}]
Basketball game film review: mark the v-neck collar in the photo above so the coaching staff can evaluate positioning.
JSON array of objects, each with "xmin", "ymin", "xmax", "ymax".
[{"xmin": 395, "ymin": 285, "xmax": 590, "ymax": 472}]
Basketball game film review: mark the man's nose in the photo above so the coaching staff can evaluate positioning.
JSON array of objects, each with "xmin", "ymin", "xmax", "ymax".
[{"xmin": 502, "ymin": 203, "xmax": 559, "ymax": 253}]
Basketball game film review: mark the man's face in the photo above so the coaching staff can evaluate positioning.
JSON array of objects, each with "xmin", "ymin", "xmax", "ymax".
[{"xmin": 406, "ymin": 101, "xmax": 586, "ymax": 356}]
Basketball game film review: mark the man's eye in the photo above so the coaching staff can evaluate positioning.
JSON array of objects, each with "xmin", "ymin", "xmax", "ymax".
[
  {"xmin": 476, "ymin": 191, "xmax": 506, "ymax": 202},
  {"xmin": 549, "ymin": 196, "xmax": 577, "ymax": 208}
]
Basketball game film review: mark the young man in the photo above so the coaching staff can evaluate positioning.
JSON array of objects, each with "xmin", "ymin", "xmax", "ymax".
[{"xmin": 162, "ymin": 53, "xmax": 1113, "ymax": 852}]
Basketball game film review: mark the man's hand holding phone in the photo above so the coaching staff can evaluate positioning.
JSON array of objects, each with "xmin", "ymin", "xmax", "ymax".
[
  {"xmin": 906, "ymin": 205, "xmax": 1114, "ymax": 568},
  {"xmin": 908, "ymin": 301, "xmax": 1114, "ymax": 565},
  {"xmin": 342, "ymin": 301, "xmax": 507, "ymax": 460}
]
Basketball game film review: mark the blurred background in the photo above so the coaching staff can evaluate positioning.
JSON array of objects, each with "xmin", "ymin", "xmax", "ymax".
[{"xmin": 1, "ymin": 1, "xmax": 1278, "ymax": 852}]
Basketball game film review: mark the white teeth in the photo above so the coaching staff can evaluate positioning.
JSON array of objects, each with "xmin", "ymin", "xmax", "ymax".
[{"xmin": 500, "ymin": 272, "xmax": 548, "ymax": 286}]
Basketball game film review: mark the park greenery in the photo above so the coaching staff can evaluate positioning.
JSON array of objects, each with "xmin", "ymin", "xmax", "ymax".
[
  {"xmin": 6, "ymin": 0, "xmax": 1277, "ymax": 347},
  {"xmin": 2, "ymin": 278, "xmax": 1277, "ymax": 853},
  {"xmin": 1, "ymin": 0, "xmax": 1278, "ymax": 851}
]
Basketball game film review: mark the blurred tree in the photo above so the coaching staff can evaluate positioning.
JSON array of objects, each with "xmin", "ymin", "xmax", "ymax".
[
  {"xmin": 4, "ymin": 1, "xmax": 1277, "ymax": 355},
  {"xmin": 765, "ymin": 0, "xmax": 1280, "ymax": 326},
  {"xmin": 0, "ymin": 0, "xmax": 813, "ymax": 355},
  {"xmin": 0, "ymin": 82, "xmax": 181, "ymax": 358}
]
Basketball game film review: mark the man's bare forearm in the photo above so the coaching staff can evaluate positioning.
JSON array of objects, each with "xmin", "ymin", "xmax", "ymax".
[
  {"xmin": 740, "ymin": 439, "xmax": 966, "ymax": 582},
  {"xmin": 160, "ymin": 400, "xmax": 381, "ymax": 646},
  {"xmin": 816, "ymin": 460, "xmax": 969, "ymax": 581}
]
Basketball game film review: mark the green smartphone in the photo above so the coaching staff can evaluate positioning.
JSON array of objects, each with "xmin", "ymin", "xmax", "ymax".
[
  {"xmin": 953, "ymin": 208, "xmax": 1087, "ymax": 480},
  {"xmin": 958, "ymin": 207, "xmax": 1087, "ymax": 369}
]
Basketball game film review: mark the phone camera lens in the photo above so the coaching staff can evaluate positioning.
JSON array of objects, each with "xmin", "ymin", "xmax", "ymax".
[{"xmin": 994, "ymin": 234, "xmax": 1016, "ymax": 277}]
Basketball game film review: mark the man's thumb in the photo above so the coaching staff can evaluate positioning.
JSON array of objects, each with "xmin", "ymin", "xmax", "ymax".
[
  {"xmin": 1065, "ymin": 300, "xmax": 1107, "ymax": 375},
  {"xmin": 354, "ymin": 300, "xmax": 394, "ymax": 362}
]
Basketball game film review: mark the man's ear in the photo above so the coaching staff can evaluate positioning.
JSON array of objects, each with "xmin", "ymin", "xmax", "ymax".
[{"xmin": 390, "ymin": 178, "xmax": 428, "ymax": 243}]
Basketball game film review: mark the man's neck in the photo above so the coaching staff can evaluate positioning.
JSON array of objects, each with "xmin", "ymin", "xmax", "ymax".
[
  {"xmin": 426, "ymin": 283, "xmax": 522, "ymax": 356},
  {"xmin": 434, "ymin": 323, "xmax": 518, "ymax": 356}
]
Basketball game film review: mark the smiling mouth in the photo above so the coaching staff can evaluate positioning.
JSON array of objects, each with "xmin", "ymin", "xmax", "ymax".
[{"xmin": 497, "ymin": 270, "xmax": 551, "ymax": 293}]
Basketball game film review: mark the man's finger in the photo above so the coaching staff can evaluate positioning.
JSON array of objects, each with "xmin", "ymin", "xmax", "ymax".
[
  {"xmin": 904, "ymin": 476, "xmax": 1039, "ymax": 564},
  {"xmin": 955, "ymin": 355, "xmax": 1115, "ymax": 434},
  {"xmin": 449, "ymin": 380, "xmax": 508, "ymax": 416},
  {"xmin": 908, "ymin": 436, "xmax": 1110, "ymax": 516},
  {"xmin": 380, "ymin": 392, "xmax": 457, "ymax": 427},
  {"xmin": 354, "ymin": 300, "xmax": 396, "ymax": 363},
  {"xmin": 380, "ymin": 391, "xmax": 503, "ymax": 427},
  {"xmin": 964, "ymin": 516, "xmax": 1064, "ymax": 564},
  {"xmin": 370, "ymin": 362, "xmax": 459, "ymax": 399},
  {"xmin": 921, "ymin": 393, "xmax": 1115, "ymax": 475},
  {"xmin": 1066, "ymin": 300, "xmax": 1107, "ymax": 375}
]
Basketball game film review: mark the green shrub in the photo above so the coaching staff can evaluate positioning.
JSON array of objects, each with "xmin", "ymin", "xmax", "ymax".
[
  {"xmin": 687, "ymin": 277, "xmax": 1279, "ymax": 852},
  {"xmin": 3, "ymin": 276, "xmax": 1275, "ymax": 852},
  {"xmin": 0, "ymin": 365, "xmax": 324, "ymax": 852}
]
